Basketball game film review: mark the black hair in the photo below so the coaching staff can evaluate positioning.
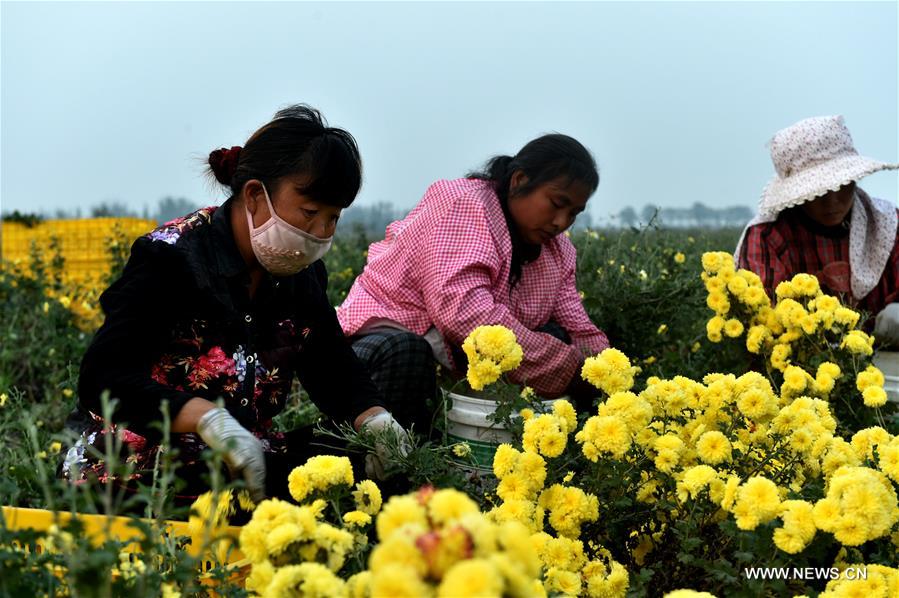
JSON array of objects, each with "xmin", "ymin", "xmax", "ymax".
[
  {"xmin": 468, "ymin": 133, "xmax": 599, "ymax": 286},
  {"xmin": 208, "ymin": 104, "xmax": 362, "ymax": 208}
]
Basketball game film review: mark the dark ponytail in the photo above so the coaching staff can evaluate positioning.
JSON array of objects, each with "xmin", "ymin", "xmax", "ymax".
[
  {"xmin": 206, "ymin": 104, "xmax": 363, "ymax": 208},
  {"xmin": 468, "ymin": 134, "xmax": 599, "ymax": 286}
]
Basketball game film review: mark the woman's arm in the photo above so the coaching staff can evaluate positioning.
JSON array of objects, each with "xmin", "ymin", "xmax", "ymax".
[
  {"xmin": 293, "ymin": 261, "xmax": 390, "ymax": 425},
  {"xmin": 551, "ymin": 246, "xmax": 610, "ymax": 356}
]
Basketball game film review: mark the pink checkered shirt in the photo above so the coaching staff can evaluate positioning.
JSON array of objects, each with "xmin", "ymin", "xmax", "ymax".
[{"xmin": 337, "ymin": 178, "xmax": 609, "ymax": 396}]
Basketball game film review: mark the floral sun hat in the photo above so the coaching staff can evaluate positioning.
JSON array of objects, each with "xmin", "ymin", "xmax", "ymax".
[{"xmin": 759, "ymin": 115, "xmax": 898, "ymax": 219}]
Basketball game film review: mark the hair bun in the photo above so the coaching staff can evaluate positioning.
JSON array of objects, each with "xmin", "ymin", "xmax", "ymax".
[{"xmin": 209, "ymin": 146, "xmax": 242, "ymax": 185}]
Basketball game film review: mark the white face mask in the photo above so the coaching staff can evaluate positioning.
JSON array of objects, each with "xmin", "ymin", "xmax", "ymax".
[{"xmin": 245, "ymin": 183, "xmax": 333, "ymax": 276}]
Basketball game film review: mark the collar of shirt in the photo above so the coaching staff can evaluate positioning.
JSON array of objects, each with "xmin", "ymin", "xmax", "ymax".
[
  {"xmin": 187, "ymin": 198, "xmax": 293, "ymax": 317},
  {"xmin": 209, "ymin": 198, "xmax": 251, "ymax": 279}
]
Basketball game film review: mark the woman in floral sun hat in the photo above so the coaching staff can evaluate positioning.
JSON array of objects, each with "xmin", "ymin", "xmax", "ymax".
[
  {"xmin": 736, "ymin": 115, "xmax": 899, "ymax": 343},
  {"xmin": 60, "ymin": 105, "xmax": 409, "ymax": 504},
  {"xmin": 337, "ymin": 134, "xmax": 610, "ymax": 428}
]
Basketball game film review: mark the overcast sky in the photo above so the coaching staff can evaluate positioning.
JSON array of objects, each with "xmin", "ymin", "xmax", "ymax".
[{"xmin": 2, "ymin": 1, "xmax": 897, "ymax": 224}]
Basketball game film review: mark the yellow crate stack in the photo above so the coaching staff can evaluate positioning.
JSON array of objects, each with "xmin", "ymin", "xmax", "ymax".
[
  {"xmin": 1, "ymin": 218, "xmax": 156, "ymax": 284},
  {"xmin": 2, "ymin": 506, "xmax": 250, "ymax": 588}
]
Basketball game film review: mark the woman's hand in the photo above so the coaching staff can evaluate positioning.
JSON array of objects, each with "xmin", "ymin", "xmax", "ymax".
[
  {"xmin": 195, "ymin": 406, "xmax": 267, "ymax": 502},
  {"xmin": 357, "ymin": 409, "xmax": 412, "ymax": 480}
]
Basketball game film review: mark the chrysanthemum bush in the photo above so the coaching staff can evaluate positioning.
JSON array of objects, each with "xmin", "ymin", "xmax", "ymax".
[
  {"xmin": 361, "ymin": 486, "xmax": 543, "ymax": 597},
  {"xmin": 574, "ymin": 227, "xmax": 747, "ymax": 382},
  {"xmin": 440, "ymin": 325, "xmax": 548, "ymax": 457},
  {"xmin": 486, "ymin": 340, "xmax": 899, "ymax": 596},
  {"xmin": 1, "ymin": 398, "xmax": 250, "ymax": 597},
  {"xmin": 0, "ymin": 519, "xmax": 207, "ymax": 598},
  {"xmin": 700, "ymin": 251, "xmax": 898, "ymax": 433},
  {"xmin": 7, "ymin": 224, "xmax": 899, "ymax": 596},
  {"xmin": 0, "ymin": 223, "xmax": 137, "ymax": 468},
  {"xmin": 238, "ymin": 456, "xmax": 545, "ymax": 597},
  {"xmin": 237, "ymin": 455, "xmax": 374, "ymax": 596}
]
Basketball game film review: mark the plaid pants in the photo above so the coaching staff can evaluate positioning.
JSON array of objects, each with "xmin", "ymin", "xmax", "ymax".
[
  {"xmin": 352, "ymin": 322, "xmax": 575, "ymax": 433},
  {"xmin": 351, "ymin": 329, "xmax": 438, "ymax": 433}
]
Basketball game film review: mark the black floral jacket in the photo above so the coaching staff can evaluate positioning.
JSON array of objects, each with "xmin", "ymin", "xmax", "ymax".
[{"xmin": 62, "ymin": 200, "xmax": 385, "ymax": 485}]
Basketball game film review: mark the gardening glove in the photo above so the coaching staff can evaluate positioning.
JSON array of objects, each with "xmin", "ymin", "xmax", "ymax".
[
  {"xmin": 196, "ymin": 407, "xmax": 267, "ymax": 503},
  {"xmin": 874, "ymin": 303, "xmax": 899, "ymax": 348},
  {"xmin": 360, "ymin": 410, "xmax": 412, "ymax": 481}
]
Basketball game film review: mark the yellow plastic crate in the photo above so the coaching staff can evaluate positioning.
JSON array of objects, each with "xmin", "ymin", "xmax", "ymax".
[
  {"xmin": 2, "ymin": 506, "xmax": 250, "ymax": 587},
  {"xmin": 1, "ymin": 218, "xmax": 156, "ymax": 282}
]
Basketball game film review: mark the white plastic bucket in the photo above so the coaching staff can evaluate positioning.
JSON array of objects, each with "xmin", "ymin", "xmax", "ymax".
[
  {"xmin": 444, "ymin": 391, "xmax": 554, "ymax": 473},
  {"xmin": 872, "ymin": 350, "xmax": 899, "ymax": 404}
]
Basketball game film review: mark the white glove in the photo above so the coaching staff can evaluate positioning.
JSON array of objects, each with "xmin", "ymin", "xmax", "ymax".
[
  {"xmin": 874, "ymin": 303, "xmax": 899, "ymax": 347},
  {"xmin": 360, "ymin": 411, "xmax": 412, "ymax": 480},
  {"xmin": 196, "ymin": 407, "xmax": 267, "ymax": 503}
]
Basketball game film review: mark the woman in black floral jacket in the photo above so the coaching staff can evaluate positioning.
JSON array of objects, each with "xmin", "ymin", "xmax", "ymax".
[{"xmin": 60, "ymin": 105, "xmax": 409, "ymax": 502}]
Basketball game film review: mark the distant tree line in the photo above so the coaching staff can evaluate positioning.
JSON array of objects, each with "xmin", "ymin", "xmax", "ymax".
[
  {"xmin": 3, "ymin": 197, "xmax": 752, "ymax": 232},
  {"xmin": 336, "ymin": 201, "xmax": 595, "ymax": 236},
  {"xmin": 612, "ymin": 203, "xmax": 753, "ymax": 229},
  {"xmin": 1, "ymin": 197, "xmax": 202, "ymax": 226}
]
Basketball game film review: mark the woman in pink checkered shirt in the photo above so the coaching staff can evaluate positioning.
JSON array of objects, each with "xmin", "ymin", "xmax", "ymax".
[{"xmin": 338, "ymin": 134, "xmax": 610, "ymax": 431}]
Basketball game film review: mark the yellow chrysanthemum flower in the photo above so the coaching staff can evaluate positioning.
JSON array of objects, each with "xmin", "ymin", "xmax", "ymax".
[
  {"xmin": 862, "ymin": 386, "xmax": 888, "ymax": 408},
  {"xmin": 743, "ymin": 286, "xmax": 769, "ymax": 308},
  {"xmin": 352, "ymin": 480, "xmax": 383, "ymax": 515},
  {"xmin": 723, "ymin": 319, "xmax": 744, "ymax": 338},
  {"xmin": 437, "ymin": 559, "xmax": 503, "ymax": 597},
  {"xmin": 342, "ymin": 510, "xmax": 372, "ymax": 527},
  {"xmin": 814, "ymin": 466, "xmax": 899, "ymax": 546},
  {"xmin": 841, "ymin": 330, "xmax": 874, "ymax": 356},
  {"xmin": 677, "ymin": 465, "xmax": 719, "ymax": 501},
  {"xmin": 576, "ymin": 415, "xmax": 631, "ymax": 461},
  {"xmin": 706, "ymin": 316, "xmax": 725, "ymax": 342},
  {"xmin": 553, "ymin": 399, "xmax": 578, "ymax": 434},
  {"xmin": 834, "ymin": 306, "xmax": 861, "ymax": 327},
  {"xmin": 878, "ymin": 445, "xmax": 899, "ymax": 482},
  {"xmin": 493, "ymin": 443, "xmax": 520, "ymax": 479},
  {"xmin": 369, "ymin": 563, "xmax": 430, "ymax": 598},
  {"xmin": 545, "ymin": 567, "xmax": 582, "ymax": 596},
  {"xmin": 732, "ymin": 477, "xmax": 780, "ymax": 530},
  {"xmin": 745, "ymin": 325, "xmax": 771, "ymax": 353},
  {"xmin": 581, "ymin": 348, "xmax": 640, "ymax": 395},
  {"xmin": 696, "ymin": 431, "xmax": 732, "ymax": 465},
  {"xmin": 706, "ymin": 292, "xmax": 731, "ymax": 316},
  {"xmin": 189, "ymin": 490, "xmax": 234, "ymax": 538},
  {"xmin": 773, "ymin": 500, "xmax": 816, "ymax": 554},
  {"xmin": 770, "ymin": 343, "xmax": 792, "ymax": 371},
  {"xmin": 523, "ymin": 414, "xmax": 567, "ymax": 458},
  {"xmin": 462, "ymin": 325, "xmax": 524, "ymax": 390},
  {"xmin": 701, "ymin": 251, "xmax": 733, "ymax": 274},
  {"xmin": 346, "ymin": 571, "xmax": 372, "ymax": 598},
  {"xmin": 376, "ymin": 495, "xmax": 428, "ymax": 541},
  {"xmin": 428, "ymin": 489, "xmax": 480, "ymax": 526}
]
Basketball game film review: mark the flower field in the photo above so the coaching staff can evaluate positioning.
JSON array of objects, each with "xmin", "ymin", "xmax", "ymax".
[{"xmin": 1, "ymin": 219, "xmax": 897, "ymax": 597}]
